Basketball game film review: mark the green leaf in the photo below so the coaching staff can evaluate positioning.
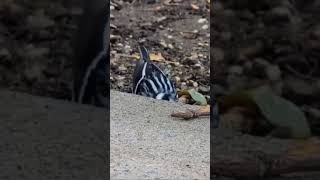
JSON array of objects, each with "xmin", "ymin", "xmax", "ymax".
[
  {"xmin": 249, "ymin": 89, "xmax": 311, "ymax": 138},
  {"xmin": 218, "ymin": 88, "xmax": 311, "ymax": 138},
  {"xmin": 188, "ymin": 89, "xmax": 207, "ymax": 106}
]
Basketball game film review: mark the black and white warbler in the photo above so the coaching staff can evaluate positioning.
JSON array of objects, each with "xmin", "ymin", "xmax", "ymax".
[
  {"xmin": 133, "ymin": 46, "xmax": 178, "ymax": 102},
  {"xmin": 72, "ymin": 0, "xmax": 109, "ymax": 108}
]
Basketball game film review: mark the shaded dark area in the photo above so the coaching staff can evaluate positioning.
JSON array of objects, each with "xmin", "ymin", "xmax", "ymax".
[
  {"xmin": 0, "ymin": 0, "xmax": 83, "ymax": 100},
  {"xmin": 0, "ymin": 0, "xmax": 108, "ymax": 179},
  {"xmin": 212, "ymin": 0, "xmax": 320, "ymax": 135},
  {"xmin": 211, "ymin": 0, "xmax": 320, "ymax": 179}
]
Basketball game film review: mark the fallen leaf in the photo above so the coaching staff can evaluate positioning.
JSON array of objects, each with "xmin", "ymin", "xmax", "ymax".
[
  {"xmin": 171, "ymin": 108, "xmax": 209, "ymax": 120},
  {"xmin": 130, "ymin": 52, "xmax": 165, "ymax": 61},
  {"xmin": 149, "ymin": 52, "xmax": 165, "ymax": 62},
  {"xmin": 218, "ymin": 88, "xmax": 311, "ymax": 138},
  {"xmin": 178, "ymin": 89, "xmax": 191, "ymax": 97},
  {"xmin": 199, "ymin": 105, "xmax": 210, "ymax": 113},
  {"xmin": 180, "ymin": 31, "xmax": 198, "ymax": 39},
  {"xmin": 179, "ymin": 94, "xmax": 189, "ymax": 104},
  {"xmin": 188, "ymin": 89, "xmax": 207, "ymax": 105},
  {"xmin": 288, "ymin": 138, "xmax": 320, "ymax": 157},
  {"xmin": 191, "ymin": 4, "xmax": 200, "ymax": 10},
  {"xmin": 251, "ymin": 88, "xmax": 311, "ymax": 138},
  {"xmin": 152, "ymin": 6, "xmax": 163, "ymax": 11}
]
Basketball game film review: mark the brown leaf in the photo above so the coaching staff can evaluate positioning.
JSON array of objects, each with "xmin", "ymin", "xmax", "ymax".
[{"xmin": 191, "ymin": 4, "xmax": 200, "ymax": 10}]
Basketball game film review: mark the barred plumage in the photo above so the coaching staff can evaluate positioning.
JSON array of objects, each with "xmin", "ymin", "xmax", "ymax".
[
  {"xmin": 133, "ymin": 46, "xmax": 178, "ymax": 101},
  {"xmin": 72, "ymin": 0, "xmax": 109, "ymax": 108}
]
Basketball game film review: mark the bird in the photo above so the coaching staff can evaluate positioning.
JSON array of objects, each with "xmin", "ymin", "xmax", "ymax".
[
  {"xmin": 72, "ymin": 0, "xmax": 109, "ymax": 108},
  {"xmin": 132, "ymin": 46, "xmax": 178, "ymax": 102}
]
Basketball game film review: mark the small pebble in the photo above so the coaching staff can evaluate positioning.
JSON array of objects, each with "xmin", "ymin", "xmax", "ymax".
[
  {"xmin": 202, "ymin": 24, "xmax": 209, "ymax": 30},
  {"xmin": 197, "ymin": 18, "xmax": 207, "ymax": 24}
]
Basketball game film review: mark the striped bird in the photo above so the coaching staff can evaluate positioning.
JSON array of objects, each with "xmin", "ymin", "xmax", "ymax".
[
  {"xmin": 133, "ymin": 46, "xmax": 178, "ymax": 102},
  {"xmin": 72, "ymin": 0, "xmax": 109, "ymax": 108}
]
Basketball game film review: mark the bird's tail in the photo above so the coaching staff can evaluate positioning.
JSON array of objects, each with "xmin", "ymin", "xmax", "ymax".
[{"xmin": 138, "ymin": 46, "xmax": 150, "ymax": 62}]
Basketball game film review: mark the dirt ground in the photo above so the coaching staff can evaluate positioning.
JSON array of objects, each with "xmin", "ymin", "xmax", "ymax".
[
  {"xmin": 110, "ymin": 0, "xmax": 210, "ymax": 99},
  {"xmin": 0, "ymin": 0, "xmax": 82, "ymax": 100}
]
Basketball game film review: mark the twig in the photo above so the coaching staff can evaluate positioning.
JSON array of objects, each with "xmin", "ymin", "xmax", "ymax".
[
  {"xmin": 171, "ymin": 108, "xmax": 209, "ymax": 120},
  {"xmin": 212, "ymin": 140, "xmax": 320, "ymax": 178}
]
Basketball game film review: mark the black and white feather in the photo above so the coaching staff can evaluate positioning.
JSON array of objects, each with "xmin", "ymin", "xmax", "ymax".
[
  {"xmin": 72, "ymin": 0, "xmax": 109, "ymax": 107},
  {"xmin": 133, "ymin": 46, "xmax": 178, "ymax": 102}
]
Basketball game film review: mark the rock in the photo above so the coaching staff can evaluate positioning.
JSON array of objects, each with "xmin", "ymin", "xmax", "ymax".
[
  {"xmin": 174, "ymin": 76, "xmax": 181, "ymax": 83},
  {"xmin": 265, "ymin": 6, "xmax": 292, "ymax": 24},
  {"xmin": 118, "ymin": 64, "xmax": 127, "ymax": 72},
  {"xmin": 284, "ymin": 76, "xmax": 318, "ymax": 103},
  {"xmin": 24, "ymin": 65, "xmax": 43, "ymax": 82},
  {"xmin": 265, "ymin": 65, "xmax": 281, "ymax": 82},
  {"xmin": 27, "ymin": 12, "xmax": 55, "ymax": 29},
  {"xmin": 160, "ymin": 40, "xmax": 167, "ymax": 48},
  {"xmin": 197, "ymin": 18, "xmax": 207, "ymax": 24},
  {"xmin": 311, "ymin": 24, "xmax": 320, "ymax": 40},
  {"xmin": 228, "ymin": 65, "xmax": 243, "ymax": 75},
  {"xmin": 239, "ymin": 10, "xmax": 255, "ymax": 21},
  {"xmin": 38, "ymin": 30, "xmax": 53, "ymax": 40},
  {"xmin": 192, "ymin": 81, "xmax": 198, "ymax": 88},
  {"xmin": 70, "ymin": 7, "xmax": 83, "ymax": 15},
  {"xmin": 251, "ymin": 58, "xmax": 271, "ymax": 77},
  {"xmin": 0, "ymin": 48, "xmax": 12, "ymax": 62},
  {"xmin": 213, "ymin": 84, "xmax": 227, "ymax": 96},
  {"xmin": 156, "ymin": 16, "xmax": 167, "ymax": 23},
  {"xmin": 181, "ymin": 82, "xmax": 187, "ymax": 89},
  {"xmin": 199, "ymin": 86, "xmax": 210, "ymax": 94},
  {"xmin": 201, "ymin": 24, "xmax": 209, "ymax": 30},
  {"xmin": 220, "ymin": 31, "xmax": 232, "ymax": 41},
  {"xmin": 227, "ymin": 73, "xmax": 247, "ymax": 92},
  {"xmin": 243, "ymin": 61, "xmax": 253, "ymax": 71},
  {"xmin": 24, "ymin": 45, "xmax": 49, "ymax": 59},
  {"xmin": 254, "ymin": 58, "xmax": 270, "ymax": 67},
  {"xmin": 43, "ymin": 64, "xmax": 60, "ymax": 77},
  {"xmin": 211, "ymin": 48, "xmax": 224, "ymax": 62},
  {"xmin": 184, "ymin": 53, "xmax": 199, "ymax": 65},
  {"xmin": 239, "ymin": 41, "xmax": 264, "ymax": 59}
]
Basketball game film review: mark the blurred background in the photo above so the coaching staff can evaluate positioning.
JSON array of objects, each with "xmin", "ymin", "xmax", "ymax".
[
  {"xmin": 212, "ymin": 0, "xmax": 320, "ymax": 136},
  {"xmin": 0, "ymin": 0, "xmax": 83, "ymax": 100}
]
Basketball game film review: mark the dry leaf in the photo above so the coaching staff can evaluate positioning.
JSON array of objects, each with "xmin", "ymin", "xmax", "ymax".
[
  {"xmin": 179, "ymin": 94, "xmax": 190, "ymax": 104},
  {"xmin": 180, "ymin": 31, "xmax": 198, "ymax": 39},
  {"xmin": 171, "ymin": 108, "xmax": 209, "ymax": 120},
  {"xmin": 131, "ymin": 52, "xmax": 165, "ymax": 62},
  {"xmin": 150, "ymin": 52, "xmax": 165, "ymax": 62},
  {"xmin": 153, "ymin": 6, "xmax": 163, "ymax": 11},
  {"xmin": 199, "ymin": 105, "xmax": 210, "ymax": 113},
  {"xmin": 131, "ymin": 52, "xmax": 178, "ymax": 64},
  {"xmin": 288, "ymin": 138, "xmax": 320, "ymax": 157},
  {"xmin": 130, "ymin": 53, "xmax": 140, "ymax": 60},
  {"xmin": 191, "ymin": 4, "xmax": 200, "ymax": 10}
]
